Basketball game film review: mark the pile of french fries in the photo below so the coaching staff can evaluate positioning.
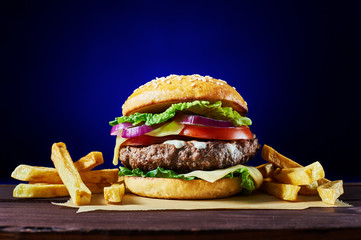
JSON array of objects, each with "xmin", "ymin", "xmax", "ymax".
[
  {"xmin": 258, "ymin": 144, "xmax": 344, "ymax": 204},
  {"xmin": 11, "ymin": 142, "xmax": 125, "ymax": 205},
  {"xmin": 11, "ymin": 142, "xmax": 344, "ymax": 206}
]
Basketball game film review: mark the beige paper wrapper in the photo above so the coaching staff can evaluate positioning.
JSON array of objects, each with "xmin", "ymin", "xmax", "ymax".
[{"xmin": 53, "ymin": 192, "xmax": 350, "ymax": 213}]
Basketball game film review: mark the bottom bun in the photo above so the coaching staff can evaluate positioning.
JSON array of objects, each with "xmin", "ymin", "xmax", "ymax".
[{"xmin": 124, "ymin": 176, "xmax": 243, "ymax": 199}]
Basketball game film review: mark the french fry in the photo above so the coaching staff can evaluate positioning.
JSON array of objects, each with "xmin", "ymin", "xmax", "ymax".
[
  {"xmin": 51, "ymin": 142, "xmax": 91, "ymax": 205},
  {"xmin": 299, "ymin": 179, "xmax": 331, "ymax": 195},
  {"xmin": 272, "ymin": 161, "xmax": 325, "ymax": 185},
  {"xmin": 80, "ymin": 169, "xmax": 119, "ymax": 183},
  {"xmin": 260, "ymin": 145, "xmax": 340, "ymax": 202},
  {"xmin": 260, "ymin": 178, "xmax": 300, "ymax": 201},
  {"xmin": 13, "ymin": 183, "xmax": 69, "ymax": 198},
  {"xmin": 26, "ymin": 182, "xmax": 110, "ymax": 195},
  {"xmin": 11, "ymin": 151, "xmax": 103, "ymax": 181},
  {"xmin": 13, "ymin": 182, "xmax": 109, "ymax": 198},
  {"xmin": 317, "ymin": 180, "xmax": 344, "ymax": 205},
  {"xmin": 11, "ymin": 165, "xmax": 119, "ymax": 184},
  {"xmin": 11, "ymin": 165, "xmax": 60, "ymax": 183},
  {"xmin": 256, "ymin": 163, "xmax": 274, "ymax": 178},
  {"xmin": 104, "ymin": 183, "xmax": 125, "ymax": 203},
  {"xmin": 299, "ymin": 181, "xmax": 319, "ymax": 195},
  {"xmin": 261, "ymin": 144, "xmax": 302, "ymax": 168},
  {"xmin": 318, "ymin": 178, "xmax": 331, "ymax": 185},
  {"xmin": 261, "ymin": 144, "xmax": 330, "ymax": 194},
  {"xmin": 117, "ymin": 176, "xmax": 125, "ymax": 183},
  {"xmin": 73, "ymin": 151, "xmax": 104, "ymax": 171}
]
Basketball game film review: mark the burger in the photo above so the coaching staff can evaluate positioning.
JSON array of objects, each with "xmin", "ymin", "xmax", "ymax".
[{"xmin": 109, "ymin": 74, "xmax": 263, "ymax": 199}]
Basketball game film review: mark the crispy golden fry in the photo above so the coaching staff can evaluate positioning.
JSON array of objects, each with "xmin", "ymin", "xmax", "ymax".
[
  {"xmin": 260, "ymin": 178, "xmax": 300, "ymax": 201},
  {"xmin": 317, "ymin": 180, "xmax": 344, "ymax": 205},
  {"xmin": 256, "ymin": 163, "xmax": 274, "ymax": 178},
  {"xmin": 261, "ymin": 145, "xmax": 336, "ymax": 201},
  {"xmin": 299, "ymin": 181, "xmax": 319, "ymax": 195},
  {"xmin": 73, "ymin": 151, "xmax": 104, "ymax": 171},
  {"xmin": 80, "ymin": 169, "xmax": 119, "ymax": 183},
  {"xmin": 261, "ymin": 144, "xmax": 302, "ymax": 168},
  {"xmin": 318, "ymin": 178, "xmax": 331, "ymax": 185},
  {"xmin": 11, "ymin": 165, "xmax": 61, "ymax": 183},
  {"xmin": 261, "ymin": 145, "xmax": 330, "ymax": 189},
  {"xmin": 104, "ymin": 183, "xmax": 125, "ymax": 203},
  {"xmin": 299, "ymin": 179, "xmax": 331, "ymax": 195},
  {"xmin": 13, "ymin": 183, "xmax": 69, "ymax": 198},
  {"xmin": 272, "ymin": 161, "xmax": 325, "ymax": 185},
  {"xmin": 12, "ymin": 165, "xmax": 118, "ymax": 184},
  {"xmin": 26, "ymin": 182, "xmax": 110, "ymax": 195},
  {"xmin": 117, "ymin": 176, "xmax": 125, "ymax": 183},
  {"xmin": 115, "ymin": 176, "xmax": 133, "ymax": 194},
  {"xmin": 12, "ymin": 152, "xmax": 103, "ymax": 181},
  {"xmin": 51, "ymin": 142, "xmax": 91, "ymax": 205}
]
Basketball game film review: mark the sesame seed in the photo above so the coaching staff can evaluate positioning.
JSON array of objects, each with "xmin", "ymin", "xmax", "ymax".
[{"xmin": 132, "ymin": 74, "xmax": 232, "ymax": 94}]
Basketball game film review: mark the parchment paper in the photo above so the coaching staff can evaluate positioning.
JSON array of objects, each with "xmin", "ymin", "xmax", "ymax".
[{"xmin": 53, "ymin": 192, "xmax": 350, "ymax": 213}]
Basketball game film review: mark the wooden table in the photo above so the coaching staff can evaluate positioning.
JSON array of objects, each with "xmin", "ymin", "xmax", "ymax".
[{"xmin": 1, "ymin": 184, "xmax": 361, "ymax": 239}]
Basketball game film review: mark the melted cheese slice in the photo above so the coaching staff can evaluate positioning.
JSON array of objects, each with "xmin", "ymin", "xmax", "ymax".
[
  {"xmin": 112, "ymin": 135, "xmax": 128, "ymax": 166},
  {"xmin": 146, "ymin": 121, "xmax": 184, "ymax": 137},
  {"xmin": 183, "ymin": 164, "xmax": 263, "ymax": 189}
]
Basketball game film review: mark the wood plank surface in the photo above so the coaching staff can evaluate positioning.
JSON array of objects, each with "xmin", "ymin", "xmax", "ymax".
[{"xmin": 1, "ymin": 184, "xmax": 361, "ymax": 239}]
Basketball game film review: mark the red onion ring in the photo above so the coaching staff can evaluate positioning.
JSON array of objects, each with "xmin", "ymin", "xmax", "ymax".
[
  {"xmin": 110, "ymin": 122, "xmax": 133, "ymax": 135},
  {"xmin": 179, "ymin": 115, "xmax": 235, "ymax": 128},
  {"xmin": 121, "ymin": 125, "xmax": 154, "ymax": 138}
]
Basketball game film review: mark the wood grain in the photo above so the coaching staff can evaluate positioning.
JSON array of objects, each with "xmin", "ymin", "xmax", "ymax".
[{"xmin": 1, "ymin": 184, "xmax": 361, "ymax": 239}]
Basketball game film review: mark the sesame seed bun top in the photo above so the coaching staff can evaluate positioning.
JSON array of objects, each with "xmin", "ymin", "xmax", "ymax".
[{"xmin": 122, "ymin": 74, "xmax": 248, "ymax": 116}]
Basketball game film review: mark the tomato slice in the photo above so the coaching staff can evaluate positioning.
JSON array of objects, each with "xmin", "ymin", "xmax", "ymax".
[
  {"xmin": 179, "ymin": 125, "xmax": 253, "ymax": 140},
  {"xmin": 121, "ymin": 125, "xmax": 254, "ymax": 146}
]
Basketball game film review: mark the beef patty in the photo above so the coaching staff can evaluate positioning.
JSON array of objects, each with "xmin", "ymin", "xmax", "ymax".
[{"xmin": 119, "ymin": 137, "xmax": 260, "ymax": 173}]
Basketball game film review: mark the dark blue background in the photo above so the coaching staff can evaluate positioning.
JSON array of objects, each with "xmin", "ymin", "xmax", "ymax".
[{"xmin": 2, "ymin": 0, "xmax": 361, "ymax": 183}]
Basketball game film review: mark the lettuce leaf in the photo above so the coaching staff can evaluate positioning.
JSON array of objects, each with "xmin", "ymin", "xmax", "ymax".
[
  {"xmin": 119, "ymin": 166, "xmax": 256, "ymax": 194},
  {"xmin": 109, "ymin": 101, "xmax": 251, "ymax": 127},
  {"xmin": 119, "ymin": 166, "xmax": 195, "ymax": 180},
  {"xmin": 224, "ymin": 168, "xmax": 255, "ymax": 195}
]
